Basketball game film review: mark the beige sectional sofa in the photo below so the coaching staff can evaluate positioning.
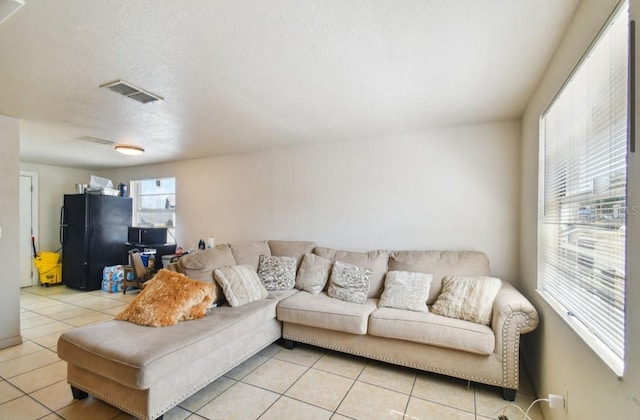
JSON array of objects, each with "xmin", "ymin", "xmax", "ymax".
[{"xmin": 57, "ymin": 240, "xmax": 538, "ymax": 420}]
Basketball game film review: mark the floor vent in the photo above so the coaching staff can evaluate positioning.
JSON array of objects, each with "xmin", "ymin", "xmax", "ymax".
[{"xmin": 100, "ymin": 80, "xmax": 163, "ymax": 104}]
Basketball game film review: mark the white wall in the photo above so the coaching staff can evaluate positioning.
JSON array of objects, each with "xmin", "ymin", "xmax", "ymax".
[
  {"xmin": 19, "ymin": 162, "xmax": 93, "ymax": 253},
  {"xmin": 520, "ymin": 0, "xmax": 640, "ymax": 418},
  {"xmin": 0, "ymin": 114, "xmax": 22, "ymax": 348},
  {"xmin": 100, "ymin": 120, "xmax": 522, "ymax": 282}
]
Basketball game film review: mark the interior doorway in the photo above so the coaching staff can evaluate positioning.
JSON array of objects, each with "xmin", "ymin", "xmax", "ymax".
[{"xmin": 19, "ymin": 172, "xmax": 38, "ymax": 288}]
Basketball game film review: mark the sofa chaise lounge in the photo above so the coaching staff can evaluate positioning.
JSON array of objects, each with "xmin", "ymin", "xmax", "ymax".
[{"xmin": 57, "ymin": 240, "xmax": 538, "ymax": 420}]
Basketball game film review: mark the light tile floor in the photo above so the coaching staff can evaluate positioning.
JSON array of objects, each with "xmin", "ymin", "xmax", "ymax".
[{"xmin": 0, "ymin": 285, "xmax": 544, "ymax": 420}]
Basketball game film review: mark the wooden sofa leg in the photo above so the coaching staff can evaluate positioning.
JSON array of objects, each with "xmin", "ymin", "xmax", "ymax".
[
  {"xmin": 502, "ymin": 388, "xmax": 516, "ymax": 401},
  {"xmin": 71, "ymin": 385, "xmax": 88, "ymax": 400},
  {"xmin": 282, "ymin": 339, "xmax": 296, "ymax": 350}
]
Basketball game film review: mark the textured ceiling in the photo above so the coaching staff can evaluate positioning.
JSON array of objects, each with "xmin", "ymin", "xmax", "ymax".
[{"xmin": 0, "ymin": 0, "xmax": 579, "ymax": 169}]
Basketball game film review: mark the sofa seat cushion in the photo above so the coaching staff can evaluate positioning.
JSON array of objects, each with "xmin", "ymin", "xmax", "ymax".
[
  {"xmin": 277, "ymin": 291, "xmax": 377, "ymax": 335},
  {"xmin": 57, "ymin": 298, "xmax": 278, "ymax": 390},
  {"xmin": 368, "ymin": 307, "xmax": 495, "ymax": 355},
  {"xmin": 267, "ymin": 289, "xmax": 299, "ymax": 302}
]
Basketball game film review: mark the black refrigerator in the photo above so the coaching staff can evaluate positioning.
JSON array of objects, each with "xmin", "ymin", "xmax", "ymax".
[{"xmin": 60, "ymin": 194, "xmax": 132, "ymax": 290}]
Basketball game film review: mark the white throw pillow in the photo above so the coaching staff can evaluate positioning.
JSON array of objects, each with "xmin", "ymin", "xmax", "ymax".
[
  {"xmin": 378, "ymin": 271, "xmax": 432, "ymax": 312},
  {"xmin": 327, "ymin": 261, "xmax": 371, "ymax": 304},
  {"xmin": 431, "ymin": 276, "xmax": 502, "ymax": 325},
  {"xmin": 213, "ymin": 265, "xmax": 269, "ymax": 307}
]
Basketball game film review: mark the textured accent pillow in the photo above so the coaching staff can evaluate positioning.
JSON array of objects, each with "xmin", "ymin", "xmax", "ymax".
[
  {"xmin": 115, "ymin": 269, "xmax": 216, "ymax": 327},
  {"xmin": 257, "ymin": 255, "xmax": 297, "ymax": 291},
  {"xmin": 214, "ymin": 265, "xmax": 269, "ymax": 307},
  {"xmin": 314, "ymin": 247, "xmax": 388, "ymax": 298},
  {"xmin": 268, "ymin": 240, "xmax": 317, "ymax": 270},
  {"xmin": 295, "ymin": 253, "xmax": 333, "ymax": 294},
  {"xmin": 327, "ymin": 261, "xmax": 371, "ymax": 304},
  {"xmin": 431, "ymin": 276, "xmax": 502, "ymax": 325},
  {"xmin": 378, "ymin": 271, "xmax": 433, "ymax": 312}
]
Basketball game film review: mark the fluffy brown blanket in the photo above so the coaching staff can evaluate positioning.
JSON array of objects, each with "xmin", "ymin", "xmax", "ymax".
[{"xmin": 115, "ymin": 269, "xmax": 216, "ymax": 327}]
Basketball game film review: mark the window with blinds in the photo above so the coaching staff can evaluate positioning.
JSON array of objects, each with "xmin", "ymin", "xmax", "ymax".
[{"xmin": 538, "ymin": 2, "xmax": 628, "ymax": 376}]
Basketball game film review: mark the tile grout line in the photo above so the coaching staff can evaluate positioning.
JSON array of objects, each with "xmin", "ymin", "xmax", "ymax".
[{"xmin": 403, "ymin": 371, "xmax": 418, "ymax": 418}]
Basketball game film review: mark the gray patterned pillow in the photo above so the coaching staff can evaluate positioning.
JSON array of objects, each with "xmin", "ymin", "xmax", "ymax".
[
  {"xmin": 327, "ymin": 261, "xmax": 371, "ymax": 304},
  {"xmin": 213, "ymin": 265, "xmax": 269, "ymax": 307},
  {"xmin": 295, "ymin": 253, "xmax": 333, "ymax": 294},
  {"xmin": 257, "ymin": 255, "xmax": 297, "ymax": 291},
  {"xmin": 431, "ymin": 276, "xmax": 502, "ymax": 325},
  {"xmin": 378, "ymin": 271, "xmax": 433, "ymax": 312}
]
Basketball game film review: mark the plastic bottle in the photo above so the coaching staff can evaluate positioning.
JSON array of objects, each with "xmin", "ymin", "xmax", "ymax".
[
  {"xmin": 118, "ymin": 183, "xmax": 128, "ymax": 197},
  {"xmin": 198, "ymin": 239, "xmax": 205, "ymax": 250},
  {"xmin": 148, "ymin": 254, "xmax": 155, "ymax": 271},
  {"xmin": 207, "ymin": 236, "xmax": 215, "ymax": 248}
]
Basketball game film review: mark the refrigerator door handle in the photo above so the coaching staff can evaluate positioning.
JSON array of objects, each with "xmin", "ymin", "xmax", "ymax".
[{"xmin": 59, "ymin": 205, "xmax": 66, "ymax": 246}]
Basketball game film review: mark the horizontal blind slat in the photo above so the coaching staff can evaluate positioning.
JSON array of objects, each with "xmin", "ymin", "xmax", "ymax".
[{"xmin": 538, "ymin": 4, "xmax": 628, "ymax": 363}]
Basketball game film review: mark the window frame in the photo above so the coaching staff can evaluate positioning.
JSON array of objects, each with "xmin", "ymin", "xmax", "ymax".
[
  {"xmin": 130, "ymin": 177, "xmax": 177, "ymax": 244},
  {"xmin": 536, "ymin": 1, "xmax": 629, "ymax": 378}
]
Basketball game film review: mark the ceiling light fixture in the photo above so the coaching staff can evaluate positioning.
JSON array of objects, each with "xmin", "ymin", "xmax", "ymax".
[
  {"xmin": 114, "ymin": 144, "xmax": 145, "ymax": 156},
  {"xmin": 0, "ymin": 0, "xmax": 24, "ymax": 25}
]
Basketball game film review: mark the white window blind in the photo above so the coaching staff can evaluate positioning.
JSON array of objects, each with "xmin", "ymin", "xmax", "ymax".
[{"xmin": 538, "ymin": 3, "xmax": 628, "ymax": 375}]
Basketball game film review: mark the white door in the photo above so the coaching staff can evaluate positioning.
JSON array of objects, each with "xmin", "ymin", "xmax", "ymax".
[{"xmin": 19, "ymin": 173, "xmax": 38, "ymax": 287}]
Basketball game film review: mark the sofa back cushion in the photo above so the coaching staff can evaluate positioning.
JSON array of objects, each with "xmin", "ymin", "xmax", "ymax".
[
  {"xmin": 314, "ymin": 247, "xmax": 388, "ymax": 298},
  {"xmin": 268, "ymin": 240, "xmax": 317, "ymax": 270},
  {"xmin": 176, "ymin": 245, "xmax": 236, "ymax": 304},
  {"xmin": 230, "ymin": 241, "xmax": 272, "ymax": 271},
  {"xmin": 388, "ymin": 251, "xmax": 490, "ymax": 304},
  {"xmin": 177, "ymin": 245, "xmax": 236, "ymax": 279}
]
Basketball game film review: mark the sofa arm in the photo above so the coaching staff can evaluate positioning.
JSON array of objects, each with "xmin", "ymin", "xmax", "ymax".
[
  {"xmin": 491, "ymin": 282, "xmax": 539, "ymax": 390},
  {"xmin": 492, "ymin": 282, "xmax": 539, "ymax": 335}
]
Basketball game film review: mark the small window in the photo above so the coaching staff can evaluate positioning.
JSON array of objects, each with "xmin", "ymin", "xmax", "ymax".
[
  {"xmin": 538, "ymin": 2, "xmax": 628, "ymax": 376},
  {"xmin": 130, "ymin": 177, "xmax": 176, "ymax": 244}
]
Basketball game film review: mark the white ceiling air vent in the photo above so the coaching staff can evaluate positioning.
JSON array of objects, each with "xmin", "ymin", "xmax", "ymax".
[{"xmin": 99, "ymin": 80, "xmax": 163, "ymax": 104}]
